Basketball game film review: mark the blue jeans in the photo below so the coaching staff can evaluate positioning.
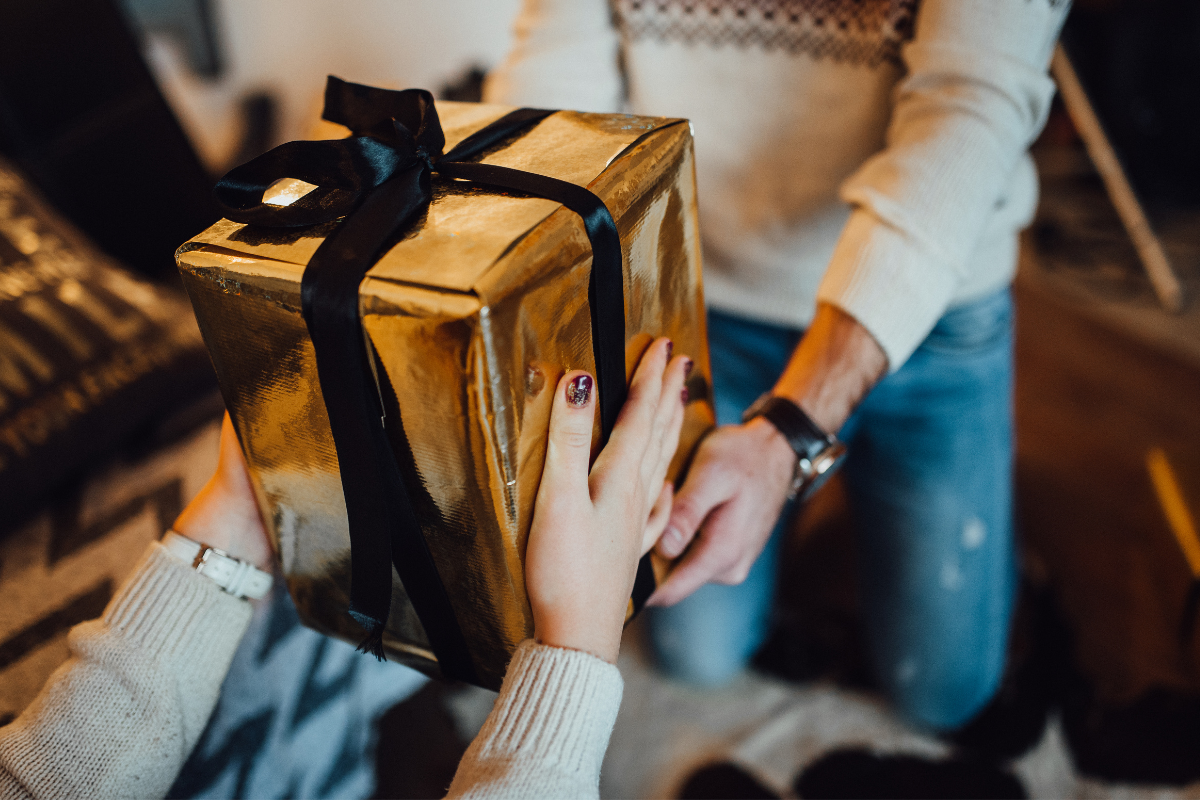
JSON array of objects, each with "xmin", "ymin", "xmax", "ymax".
[{"xmin": 645, "ymin": 290, "xmax": 1017, "ymax": 731}]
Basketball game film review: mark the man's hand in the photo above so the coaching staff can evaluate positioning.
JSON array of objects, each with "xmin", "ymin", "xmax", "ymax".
[
  {"xmin": 647, "ymin": 417, "xmax": 795, "ymax": 605},
  {"xmin": 525, "ymin": 338, "xmax": 690, "ymax": 663},
  {"xmin": 648, "ymin": 303, "xmax": 886, "ymax": 607}
]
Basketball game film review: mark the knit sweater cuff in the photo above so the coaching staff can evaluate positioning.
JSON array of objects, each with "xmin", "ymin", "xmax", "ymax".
[
  {"xmin": 478, "ymin": 640, "xmax": 623, "ymax": 776},
  {"xmin": 97, "ymin": 542, "xmax": 253, "ymax": 679},
  {"xmin": 817, "ymin": 209, "xmax": 960, "ymax": 371}
]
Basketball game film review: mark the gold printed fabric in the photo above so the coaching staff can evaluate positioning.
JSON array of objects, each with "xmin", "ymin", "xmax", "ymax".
[{"xmin": 178, "ymin": 102, "xmax": 714, "ymax": 688}]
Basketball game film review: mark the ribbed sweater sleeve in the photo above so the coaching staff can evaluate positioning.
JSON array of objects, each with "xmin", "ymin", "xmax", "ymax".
[
  {"xmin": 446, "ymin": 640, "xmax": 624, "ymax": 799},
  {"xmin": 484, "ymin": 0, "xmax": 622, "ymax": 112},
  {"xmin": 817, "ymin": 0, "xmax": 1069, "ymax": 369},
  {"xmin": 0, "ymin": 543, "xmax": 252, "ymax": 800}
]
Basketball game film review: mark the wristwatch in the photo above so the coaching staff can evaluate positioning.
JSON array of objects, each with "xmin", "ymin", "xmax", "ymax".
[
  {"xmin": 742, "ymin": 393, "xmax": 847, "ymax": 503},
  {"xmin": 162, "ymin": 531, "xmax": 274, "ymax": 599}
]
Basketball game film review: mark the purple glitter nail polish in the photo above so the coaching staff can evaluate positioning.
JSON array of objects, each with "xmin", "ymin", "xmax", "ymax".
[{"xmin": 566, "ymin": 374, "xmax": 592, "ymax": 407}]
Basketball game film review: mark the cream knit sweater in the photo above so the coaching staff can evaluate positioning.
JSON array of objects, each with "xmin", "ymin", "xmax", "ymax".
[
  {"xmin": 0, "ymin": 543, "xmax": 623, "ymax": 800},
  {"xmin": 486, "ymin": 0, "xmax": 1069, "ymax": 369}
]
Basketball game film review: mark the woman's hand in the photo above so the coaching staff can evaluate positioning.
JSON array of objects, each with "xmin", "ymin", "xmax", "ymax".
[
  {"xmin": 173, "ymin": 413, "xmax": 274, "ymax": 570},
  {"xmin": 524, "ymin": 338, "xmax": 690, "ymax": 663}
]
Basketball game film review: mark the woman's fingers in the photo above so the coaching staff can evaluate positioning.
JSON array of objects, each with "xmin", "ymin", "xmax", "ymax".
[
  {"xmin": 644, "ymin": 354, "xmax": 690, "ymax": 484},
  {"xmin": 649, "ymin": 385, "xmax": 686, "ymax": 506},
  {"xmin": 591, "ymin": 338, "xmax": 672, "ymax": 486},
  {"xmin": 540, "ymin": 370, "xmax": 598, "ymax": 505},
  {"xmin": 642, "ymin": 480, "xmax": 673, "ymax": 555}
]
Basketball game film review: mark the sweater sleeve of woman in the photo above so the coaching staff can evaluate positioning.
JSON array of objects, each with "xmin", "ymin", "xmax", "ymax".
[
  {"xmin": 0, "ymin": 544, "xmax": 253, "ymax": 800},
  {"xmin": 0, "ymin": 543, "xmax": 624, "ymax": 800}
]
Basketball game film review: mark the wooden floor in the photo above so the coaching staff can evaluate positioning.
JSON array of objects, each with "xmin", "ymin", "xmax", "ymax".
[{"xmin": 1016, "ymin": 142, "xmax": 1200, "ymax": 707}]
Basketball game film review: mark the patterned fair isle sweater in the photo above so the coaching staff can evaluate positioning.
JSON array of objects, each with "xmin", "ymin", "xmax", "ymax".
[
  {"xmin": 486, "ymin": 0, "xmax": 1070, "ymax": 369},
  {"xmin": 0, "ymin": 544, "xmax": 623, "ymax": 800}
]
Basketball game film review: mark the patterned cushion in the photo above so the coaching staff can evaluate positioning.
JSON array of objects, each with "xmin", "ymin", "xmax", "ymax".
[{"xmin": 0, "ymin": 157, "xmax": 214, "ymax": 531}]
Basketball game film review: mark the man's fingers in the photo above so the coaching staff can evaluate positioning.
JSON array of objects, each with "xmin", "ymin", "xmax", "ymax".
[
  {"xmin": 655, "ymin": 454, "xmax": 732, "ymax": 560},
  {"xmin": 541, "ymin": 371, "xmax": 597, "ymax": 502},
  {"xmin": 641, "ymin": 481, "xmax": 673, "ymax": 555},
  {"xmin": 650, "ymin": 475, "xmax": 780, "ymax": 605},
  {"xmin": 647, "ymin": 522, "xmax": 727, "ymax": 606}
]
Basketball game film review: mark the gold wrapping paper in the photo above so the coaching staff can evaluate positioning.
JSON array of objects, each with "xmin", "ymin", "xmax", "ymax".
[{"xmin": 177, "ymin": 102, "xmax": 713, "ymax": 688}]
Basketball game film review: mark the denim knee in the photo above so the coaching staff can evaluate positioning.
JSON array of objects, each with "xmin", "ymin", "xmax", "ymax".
[
  {"xmin": 643, "ymin": 594, "xmax": 768, "ymax": 687},
  {"xmin": 642, "ymin": 558, "xmax": 780, "ymax": 688},
  {"xmin": 646, "ymin": 620, "xmax": 756, "ymax": 688},
  {"xmin": 884, "ymin": 647, "xmax": 1006, "ymax": 731}
]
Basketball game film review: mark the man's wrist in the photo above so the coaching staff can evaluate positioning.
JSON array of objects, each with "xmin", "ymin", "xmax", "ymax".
[
  {"xmin": 773, "ymin": 303, "xmax": 887, "ymax": 434},
  {"xmin": 743, "ymin": 397, "xmax": 847, "ymax": 503},
  {"xmin": 745, "ymin": 416, "xmax": 800, "ymax": 482}
]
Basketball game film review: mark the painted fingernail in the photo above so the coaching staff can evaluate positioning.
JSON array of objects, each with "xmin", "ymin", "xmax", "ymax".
[
  {"xmin": 681, "ymin": 387, "xmax": 689, "ymax": 405},
  {"xmin": 684, "ymin": 358, "xmax": 694, "ymax": 377},
  {"xmin": 660, "ymin": 525, "xmax": 684, "ymax": 557},
  {"xmin": 665, "ymin": 340, "xmax": 674, "ymax": 360},
  {"xmin": 566, "ymin": 374, "xmax": 592, "ymax": 407}
]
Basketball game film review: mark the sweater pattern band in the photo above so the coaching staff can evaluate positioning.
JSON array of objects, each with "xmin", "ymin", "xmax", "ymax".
[{"xmin": 614, "ymin": 0, "xmax": 920, "ymax": 67}]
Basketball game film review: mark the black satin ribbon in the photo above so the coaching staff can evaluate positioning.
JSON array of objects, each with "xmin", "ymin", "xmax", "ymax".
[{"xmin": 214, "ymin": 77, "xmax": 655, "ymax": 683}]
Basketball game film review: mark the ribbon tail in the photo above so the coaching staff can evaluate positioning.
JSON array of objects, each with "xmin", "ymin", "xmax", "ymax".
[
  {"xmin": 1180, "ymin": 580, "xmax": 1200, "ymax": 670},
  {"xmin": 350, "ymin": 612, "xmax": 388, "ymax": 661},
  {"xmin": 302, "ymin": 163, "xmax": 480, "ymax": 684},
  {"xmin": 300, "ymin": 164, "xmax": 424, "ymax": 653}
]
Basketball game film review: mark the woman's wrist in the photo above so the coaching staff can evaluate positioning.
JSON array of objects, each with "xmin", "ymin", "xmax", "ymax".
[
  {"xmin": 173, "ymin": 477, "xmax": 273, "ymax": 570},
  {"xmin": 534, "ymin": 609, "xmax": 624, "ymax": 664}
]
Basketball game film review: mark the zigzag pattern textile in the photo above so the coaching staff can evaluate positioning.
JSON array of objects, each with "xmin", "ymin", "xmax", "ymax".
[{"xmin": 614, "ymin": 0, "xmax": 921, "ymax": 67}]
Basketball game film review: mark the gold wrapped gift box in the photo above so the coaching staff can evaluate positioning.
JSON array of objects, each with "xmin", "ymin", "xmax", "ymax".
[{"xmin": 177, "ymin": 101, "xmax": 713, "ymax": 688}]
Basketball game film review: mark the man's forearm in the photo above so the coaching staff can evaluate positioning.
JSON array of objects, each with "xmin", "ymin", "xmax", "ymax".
[{"xmin": 772, "ymin": 302, "xmax": 888, "ymax": 434}]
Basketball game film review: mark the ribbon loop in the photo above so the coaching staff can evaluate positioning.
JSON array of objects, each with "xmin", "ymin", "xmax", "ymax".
[
  {"xmin": 214, "ymin": 136, "xmax": 412, "ymax": 227},
  {"xmin": 321, "ymin": 78, "xmax": 446, "ymax": 157}
]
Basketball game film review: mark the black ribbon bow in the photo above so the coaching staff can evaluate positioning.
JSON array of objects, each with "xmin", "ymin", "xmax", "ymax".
[{"xmin": 214, "ymin": 77, "xmax": 656, "ymax": 683}]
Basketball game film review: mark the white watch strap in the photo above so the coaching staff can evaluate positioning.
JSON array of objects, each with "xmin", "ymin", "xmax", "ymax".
[{"xmin": 162, "ymin": 531, "xmax": 273, "ymax": 600}]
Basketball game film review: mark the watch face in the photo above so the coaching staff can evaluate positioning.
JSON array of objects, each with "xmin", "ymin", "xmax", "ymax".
[{"xmin": 796, "ymin": 443, "xmax": 848, "ymax": 503}]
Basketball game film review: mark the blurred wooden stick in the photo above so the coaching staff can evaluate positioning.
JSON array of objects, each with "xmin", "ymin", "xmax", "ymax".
[
  {"xmin": 1051, "ymin": 44, "xmax": 1184, "ymax": 313},
  {"xmin": 1147, "ymin": 447, "xmax": 1200, "ymax": 578}
]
